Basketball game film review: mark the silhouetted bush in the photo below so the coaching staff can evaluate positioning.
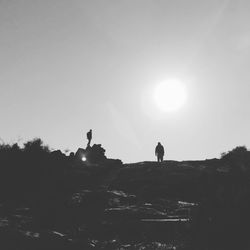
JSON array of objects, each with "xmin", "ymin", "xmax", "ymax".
[
  {"xmin": 23, "ymin": 137, "xmax": 50, "ymax": 153},
  {"xmin": 221, "ymin": 146, "xmax": 250, "ymax": 173},
  {"xmin": 221, "ymin": 146, "xmax": 248, "ymax": 160},
  {"xmin": 0, "ymin": 139, "xmax": 70, "ymax": 204}
]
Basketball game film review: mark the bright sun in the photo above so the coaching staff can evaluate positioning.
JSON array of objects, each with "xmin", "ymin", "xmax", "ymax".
[{"xmin": 153, "ymin": 79, "xmax": 187, "ymax": 112}]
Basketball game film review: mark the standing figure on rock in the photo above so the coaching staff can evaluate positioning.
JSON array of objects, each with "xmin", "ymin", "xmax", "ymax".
[
  {"xmin": 155, "ymin": 142, "xmax": 165, "ymax": 162},
  {"xmin": 87, "ymin": 129, "xmax": 92, "ymax": 147}
]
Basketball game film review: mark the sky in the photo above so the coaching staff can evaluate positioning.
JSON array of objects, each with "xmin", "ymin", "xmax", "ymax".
[{"xmin": 1, "ymin": 0, "xmax": 250, "ymax": 163}]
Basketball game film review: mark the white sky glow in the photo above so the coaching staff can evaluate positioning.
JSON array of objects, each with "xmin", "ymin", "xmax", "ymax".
[
  {"xmin": 154, "ymin": 79, "xmax": 187, "ymax": 112},
  {"xmin": 1, "ymin": 0, "xmax": 250, "ymax": 163}
]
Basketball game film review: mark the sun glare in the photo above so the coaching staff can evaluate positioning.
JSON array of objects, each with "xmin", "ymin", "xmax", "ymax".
[{"xmin": 153, "ymin": 79, "xmax": 187, "ymax": 112}]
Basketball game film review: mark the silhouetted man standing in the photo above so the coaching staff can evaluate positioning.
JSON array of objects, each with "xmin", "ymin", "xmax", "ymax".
[
  {"xmin": 87, "ymin": 129, "xmax": 92, "ymax": 146},
  {"xmin": 155, "ymin": 142, "xmax": 164, "ymax": 162}
]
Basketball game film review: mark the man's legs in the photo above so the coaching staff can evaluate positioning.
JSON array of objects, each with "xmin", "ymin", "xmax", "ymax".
[
  {"xmin": 87, "ymin": 138, "xmax": 91, "ymax": 147},
  {"xmin": 157, "ymin": 155, "xmax": 160, "ymax": 162},
  {"xmin": 160, "ymin": 155, "xmax": 163, "ymax": 162}
]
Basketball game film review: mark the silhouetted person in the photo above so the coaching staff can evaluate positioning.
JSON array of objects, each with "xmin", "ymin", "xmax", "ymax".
[
  {"xmin": 155, "ymin": 142, "xmax": 164, "ymax": 162},
  {"xmin": 87, "ymin": 129, "xmax": 92, "ymax": 146}
]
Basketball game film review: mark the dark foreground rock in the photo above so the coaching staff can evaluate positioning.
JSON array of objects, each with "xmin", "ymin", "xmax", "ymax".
[{"xmin": 1, "ymin": 140, "xmax": 250, "ymax": 250}]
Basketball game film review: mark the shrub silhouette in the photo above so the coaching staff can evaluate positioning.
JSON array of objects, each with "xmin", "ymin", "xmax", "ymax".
[
  {"xmin": 23, "ymin": 137, "xmax": 50, "ymax": 153},
  {"xmin": 221, "ymin": 146, "xmax": 250, "ymax": 172},
  {"xmin": 221, "ymin": 146, "xmax": 248, "ymax": 159},
  {"xmin": 0, "ymin": 139, "xmax": 69, "ymax": 208}
]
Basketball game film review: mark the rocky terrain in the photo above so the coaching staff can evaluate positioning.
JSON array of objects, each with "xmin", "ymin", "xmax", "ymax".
[{"xmin": 0, "ymin": 140, "xmax": 250, "ymax": 249}]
